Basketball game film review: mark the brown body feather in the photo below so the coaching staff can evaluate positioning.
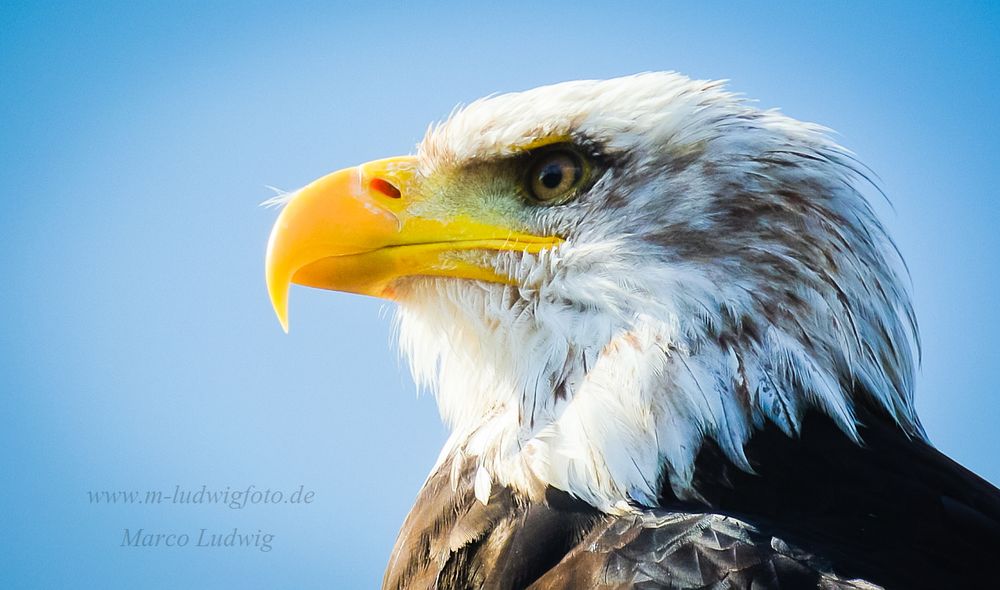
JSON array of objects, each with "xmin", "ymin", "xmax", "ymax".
[{"xmin": 384, "ymin": 397, "xmax": 1000, "ymax": 590}]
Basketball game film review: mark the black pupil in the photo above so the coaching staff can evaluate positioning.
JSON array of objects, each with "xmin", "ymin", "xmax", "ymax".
[{"xmin": 540, "ymin": 163, "xmax": 564, "ymax": 189}]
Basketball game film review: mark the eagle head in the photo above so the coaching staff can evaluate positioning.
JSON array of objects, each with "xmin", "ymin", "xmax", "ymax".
[{"xmin": 265, "ymin": 72, "xmax": 920, "ymax": 512}]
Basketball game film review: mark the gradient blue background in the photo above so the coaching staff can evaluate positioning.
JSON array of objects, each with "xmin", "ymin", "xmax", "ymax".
[{"xmin": 2, "ymin": 2, "xmax": 998, "ymax": 588}]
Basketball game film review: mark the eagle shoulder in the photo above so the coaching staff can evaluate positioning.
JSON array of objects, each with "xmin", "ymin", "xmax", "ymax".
[
  {"xmin": 382, "ymin": 454, "xmax": 867, "ymax": 590},
  {"xmin": 529, "ymin": 511, "xmax": 878, "ymax": 590}
]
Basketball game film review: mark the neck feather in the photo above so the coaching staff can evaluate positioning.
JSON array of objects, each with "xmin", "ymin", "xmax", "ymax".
[{"xmin": 394, "ymin": 237, "xmax": 920, "ymax": 512}]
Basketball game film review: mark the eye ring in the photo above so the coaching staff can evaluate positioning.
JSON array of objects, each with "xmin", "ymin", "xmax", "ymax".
[{"xmin": 525, "ymin": 150, "xmax": 585, "ymax": 204}]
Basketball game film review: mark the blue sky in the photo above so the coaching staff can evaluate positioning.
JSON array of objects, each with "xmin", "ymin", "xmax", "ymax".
[{"xmin": 2, "ymin": 2, "xmax": 998, "ymax": 588}]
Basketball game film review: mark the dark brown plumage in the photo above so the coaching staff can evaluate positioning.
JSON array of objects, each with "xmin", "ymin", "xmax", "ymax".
[{"xmin": 385, "ymin": 395, "xmax": 1000, "ymax": 589}]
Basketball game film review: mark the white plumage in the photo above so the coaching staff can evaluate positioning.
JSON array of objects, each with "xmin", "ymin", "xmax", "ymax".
[{"xmin": 393, "ymin": 72, "xmax": 920, "ymax": 512}]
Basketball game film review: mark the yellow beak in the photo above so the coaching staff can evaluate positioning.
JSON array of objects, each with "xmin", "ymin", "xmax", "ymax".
[{"xmin": 265, "ymin": 156, "xmax": 561, "ymax": 332}]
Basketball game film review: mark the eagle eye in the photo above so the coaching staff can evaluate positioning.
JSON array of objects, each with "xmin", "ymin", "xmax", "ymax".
[{"xmin": 526, "ymin": 150, "xmax": 584, "ymax": 204}]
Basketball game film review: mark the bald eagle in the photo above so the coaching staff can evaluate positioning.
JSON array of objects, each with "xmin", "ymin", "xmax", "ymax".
[{"xmin": 265, "ymin": 73, "xmax": 1000, "ymax": 589}]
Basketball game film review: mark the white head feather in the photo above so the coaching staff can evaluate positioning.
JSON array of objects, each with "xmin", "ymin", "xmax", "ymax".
[{"xmin": 392, "ymin": 73, "xmax": 920, "ymax": 512}]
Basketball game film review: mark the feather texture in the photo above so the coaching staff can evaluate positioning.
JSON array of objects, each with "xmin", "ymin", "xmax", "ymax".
[
  {"xmin": 384, "ymin": 403, "xmax": 1000, "ymax": 589},
  {"xmin": 395, "ymin": 73, "xmax": 919, "ymax": 508}
]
